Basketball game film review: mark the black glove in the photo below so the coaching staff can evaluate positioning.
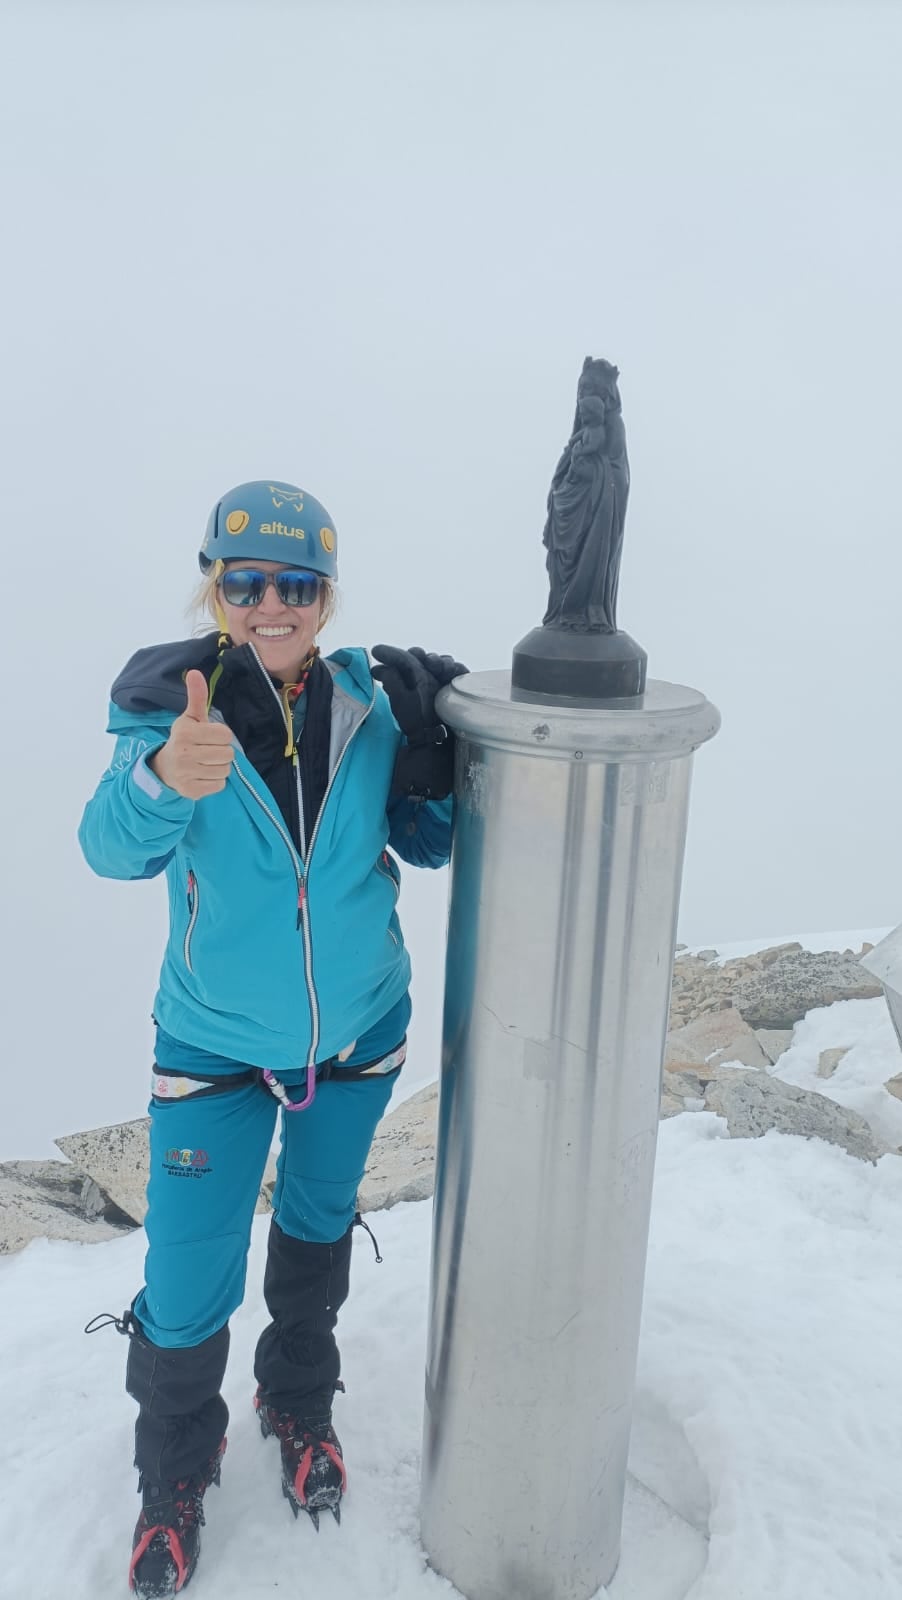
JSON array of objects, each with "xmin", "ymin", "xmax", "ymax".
[
  {"xmin": 370, "ymin": 644, "xmax": 467, "ymax": 743},
  {"xmin": 371, "ymin": 644, "xmax": 468, "ymax": 801},
  {"xmin": 406, "ymin": 647, "xmax": 468, "ymax": 691}
]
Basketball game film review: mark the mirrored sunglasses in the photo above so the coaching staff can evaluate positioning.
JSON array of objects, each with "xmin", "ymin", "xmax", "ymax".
[{"xmin": 220, "ymin": 567, "xmax": 322, "ymax": 608}]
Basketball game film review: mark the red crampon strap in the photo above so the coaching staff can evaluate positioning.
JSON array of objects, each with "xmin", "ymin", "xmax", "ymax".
[
  {"xmin": 293, "ymin": 1444, "xmax": 315, "ymax": 1505},
  {"xmin": 293, "ymin": 1438, "xmax": 347, "ymax": 1505},
  {"xmin": 129, "ymin": 1526, "xmax": 188, "ymax": 1593}
]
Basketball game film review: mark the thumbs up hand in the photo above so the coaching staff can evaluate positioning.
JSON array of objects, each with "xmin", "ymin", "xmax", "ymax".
[
  {"xmin": 183, "ymin": 668, "xmax": 211, "ymax": 724},
  {"xmin": 148, "ymin": 669, "xmax": 235, "ymax": 799}
]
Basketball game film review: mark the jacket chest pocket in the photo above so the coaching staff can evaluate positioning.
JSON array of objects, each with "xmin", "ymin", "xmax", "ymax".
[{"xmin": 184, "ymin": 868, "xmax": 201, "ymax": 974}]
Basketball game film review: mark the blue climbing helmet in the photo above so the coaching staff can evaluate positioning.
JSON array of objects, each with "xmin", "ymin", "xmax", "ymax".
[{"xmin": 199, "ymin": 480, "xmax": 338, "ymax": 581}]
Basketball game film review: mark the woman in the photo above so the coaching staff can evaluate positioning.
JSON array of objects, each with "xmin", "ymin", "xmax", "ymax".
[{"xmin": 79, "ymin": 479, "xmax": 465, "ymax": 1598}]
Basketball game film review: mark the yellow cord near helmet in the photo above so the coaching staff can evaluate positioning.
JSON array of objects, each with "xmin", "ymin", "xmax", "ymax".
[{"xmin": 207, "ymin": 559, "xmax": 231, "ymax": 712}]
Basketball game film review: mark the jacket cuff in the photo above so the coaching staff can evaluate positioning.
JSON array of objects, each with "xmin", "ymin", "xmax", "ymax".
[{"xmin": 129, "ymin": 752, "xmax": 194, "ymax": 817}]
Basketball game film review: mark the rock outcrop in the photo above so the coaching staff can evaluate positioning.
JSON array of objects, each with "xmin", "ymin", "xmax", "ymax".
[
  {"xmin": 669, "ymin": 942, "xmax": 881, "ymax": 1031},
  {"xmin": 703, "ymin": 1071, "xmax": 885, "ymax": 1164},
  {"xmin": 0, "ymin": 1160, "xmax": 134, "ymax": 1254},
  {"xmin": 664, "ymin": 1008, "xmax": 771, "ymax": 1075},
  {"xmin": 357, "ymin": 1082, "xmax": 439, "ymax": 1212}
]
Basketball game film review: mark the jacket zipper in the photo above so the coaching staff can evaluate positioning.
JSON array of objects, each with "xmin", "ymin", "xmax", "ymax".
[
  {"xmin": 295, "ymin": 702, "xmax": 375, "ymax": 1065},
  {"xmin": 245, "ymin": 649, "xmax": 376, "ymax": 1070},
  {"xmin": 184, "ymin": 868, "xmax": 200, "ymax": 974}
]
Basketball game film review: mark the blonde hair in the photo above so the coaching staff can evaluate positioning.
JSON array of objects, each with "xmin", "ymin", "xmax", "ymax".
[{"xmin": 188, "ymin": 561, "xmax": 338, "ymax": 636}]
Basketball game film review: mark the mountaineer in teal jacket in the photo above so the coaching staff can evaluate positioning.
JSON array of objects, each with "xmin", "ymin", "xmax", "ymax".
[{"xmin": 79, "ymin": 480, "xmax": 466, "ymax": 1599}]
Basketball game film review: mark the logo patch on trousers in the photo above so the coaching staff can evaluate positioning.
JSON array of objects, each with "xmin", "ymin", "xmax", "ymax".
[{"xmin": 162, "ymin": 1147, "xmax": 212, "ymax": 1178}]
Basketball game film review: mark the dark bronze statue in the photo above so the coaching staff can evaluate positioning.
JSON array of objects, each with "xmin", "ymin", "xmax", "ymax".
[
  {"xmin": 542, "ymin": 358, "xmax": 629, "ymax": 633},
  {"xmin": 511, "ymin": 357, "xmax": 646, "ymax": 700}
]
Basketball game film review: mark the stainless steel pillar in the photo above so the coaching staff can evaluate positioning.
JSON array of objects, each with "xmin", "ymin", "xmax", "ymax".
[{"xmin": 420, "ymin": 670, "xmax": 720, "ymax": 1600}]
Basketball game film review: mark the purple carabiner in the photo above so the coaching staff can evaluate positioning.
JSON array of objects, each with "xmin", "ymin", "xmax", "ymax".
[{"xmin": 262, "ymin": 1063, "xmax": 317, "ymax": 1112}]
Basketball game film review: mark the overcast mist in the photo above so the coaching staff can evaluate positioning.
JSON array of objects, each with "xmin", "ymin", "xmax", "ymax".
[{"xmin": 2, "ymin": 0, "xmax": 900, "ymax": 1158}]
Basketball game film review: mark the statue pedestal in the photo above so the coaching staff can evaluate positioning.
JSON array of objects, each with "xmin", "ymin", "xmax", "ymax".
[{"xmin": 511, "ymin": 623, "xmax": 648, "ymax": 700}]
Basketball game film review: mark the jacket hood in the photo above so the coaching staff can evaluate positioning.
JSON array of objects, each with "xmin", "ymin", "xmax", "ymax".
[
  {"xmin": 110, "ymin": 635, "xmax": 221, "ymax": 717},
  {"xmin": 107, "ymin": 635, "xmax": 375, "ymax": 731}
]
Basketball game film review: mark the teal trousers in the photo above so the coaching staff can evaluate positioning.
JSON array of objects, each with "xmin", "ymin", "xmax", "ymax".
[{"xmin": 132, "ymin": 1018, "xmax": 404, "ymax": 1349}]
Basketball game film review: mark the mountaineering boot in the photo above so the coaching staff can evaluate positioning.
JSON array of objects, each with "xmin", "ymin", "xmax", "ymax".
[
  {"xmin": 254, "ymin": 1385, "xmax": 346, "ymax": 1528},
  {"xmin": 129, "ymin": 1439, "xmax": 226, "ymax": 1597}
]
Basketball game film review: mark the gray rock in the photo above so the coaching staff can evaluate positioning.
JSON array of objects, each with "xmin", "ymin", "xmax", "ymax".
[
  {"xmin": 664, "ymin": 1008, "xmax": 771, "ymax": 1075},
  {"xmin": 56, "ymin": 1120, "xmax": 152, "ymax": 1225},
  {"xmin": 357, "ymin": 1082, "xmax": 439, "ymax": 1211},
  {"xmin": 885, "ymin": 1073, "xmax": 902, "ymax": 1103},
  {"xmin": 0, "ymin": 1161, "xmax": 134, "ymax": 1254},
  {"xmin": 659, "ymin": 1074, "xmax": 707, "ymax": 1117},
  {"xmin": 758, "ymin": 942, "xmax": 804, "ymax": 967},
  {"xmin": 755, "ymin": 1029, "xmax": 794, "ymax": 1065},
  {"xmin": 659, "ymin": 1089, "xmax": 689, "ymax": 1119},
  {"xmin": 671, "ymin": 945, "xmax": 883, "ymax": 1032},
  {"xmin": 0, "ymin": 1159, "xmax": 106, "ymax": 1217},
  {"xmin": 80, "ymin": 1176, "xmax": 109, "ymax": 1219},
  {"xmin": 727, "ymin": 950, "xmax": 883, "ymax": 1030},
  {"xmin": 664, "ymin": 1063, "xmax": 753, "ymax": 1105},
  {"xmin": 817, "ymin": 1046, "xmax": 851, "ymax": 1079},
  {"xmin": 704, "ymin": 1071, "xmax": 886, "ymax": 1163}
]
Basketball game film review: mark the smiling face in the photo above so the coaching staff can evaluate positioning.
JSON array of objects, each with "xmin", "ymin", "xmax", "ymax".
[{"xmin": 218, "ymin": 559, "xmax": 323, "ymax": 682}]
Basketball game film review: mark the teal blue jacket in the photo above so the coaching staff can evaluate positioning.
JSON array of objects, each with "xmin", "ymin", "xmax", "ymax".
[{"xmin": 78, "ymin": 642, "xmax": 452, "ymax": 1072}]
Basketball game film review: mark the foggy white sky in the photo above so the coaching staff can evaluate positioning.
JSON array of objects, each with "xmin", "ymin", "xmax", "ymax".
[{"xmin": 2, "ymin": 0, "xmax": 900, "ymax": 1158}]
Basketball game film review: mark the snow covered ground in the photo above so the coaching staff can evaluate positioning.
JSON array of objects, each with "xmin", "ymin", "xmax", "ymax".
[{"xmin": 3, "ymin": 939, "xmax": 902, "ymax": 1600}]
